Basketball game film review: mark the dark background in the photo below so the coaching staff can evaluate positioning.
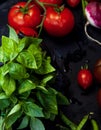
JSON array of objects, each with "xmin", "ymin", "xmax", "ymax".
[{"xmin": 0, "ymin": 0, "xmax": 101, "ymax": 129}]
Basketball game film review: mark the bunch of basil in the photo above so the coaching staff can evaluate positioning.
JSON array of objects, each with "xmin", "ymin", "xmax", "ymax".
[{"xmin": 0, "ymin": 26, "xmax": 69, "ymax": 130}]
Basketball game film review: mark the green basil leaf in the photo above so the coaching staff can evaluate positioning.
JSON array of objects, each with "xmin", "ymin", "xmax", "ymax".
[
  {"xmin": 0, "ymin": 98, "xmax": 10, "ymax": 110},
  {"xmin": 18, "ymin": 79, "xmax": 36, "ymax": 94},
  {"xmin": 23, "ymin": 101, "xmax": 44, "ymax": 118},
  {"xmin": 18, "ymin": 37, "xmax": 42, "ymax": 53},
  {"xmin": 36, "ymin": 88, "xmax": 58, "ymax": 115},
  {"xmin": 2, "ymin": 36, "xmax": 18, "ymax": 61},
  {"xmin": 56, "ymin": 92, "xmax": 70, "ymax": 105},
  {"xmin": 2, "ymin": 75, "xmax": 16, "ymax": 96},
  {"xmin": 7, "ymin": 104, "xmax": 21, "ymax": 116},
  {"xmin": 0, "ymin": 65, "xmax": 9, "ymax": 89},
  {"xmin": 17, "ymin": 116, "xmax": 29, "ymax": 129},
  {"xmin": 8, "ymin": 62, "xmax": 29, "ymax": 79},
  {"xmin": 35, "ymin": 57, "xmax": 55, "ymax": 74},
  {"xmin": 8, "ymin": 25, "xmax": 19, "ymax": 43},
  {"xmin": 17, "ymin": 51, "xmax": 37, "ymax": 69},
  {"xmin": 0, "ymin": 92, "xmax": 8, "ymax": 99},
  {"xmin": 40, "ymin": 74, "xmax": 54, "ymax": 87},
  {"xmin": 30, "ymin": 118, "xmax": 45, "ymax": 130},
  {"xmin": 5, "ymin": 104, "xmax": 22, "ymax": 129}
]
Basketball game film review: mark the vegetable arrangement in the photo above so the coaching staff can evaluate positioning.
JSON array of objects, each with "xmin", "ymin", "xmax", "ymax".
[
  {"xmin": 7, "ymin": 0, "xmax": 75, "ymax": 37},
  {"xmin": 0, "ymin": 26, "xmax": 70, "ymax": 130},
  {"xmin": 0, "ymin": 0, "xmax": 101, "ymax": 129}
]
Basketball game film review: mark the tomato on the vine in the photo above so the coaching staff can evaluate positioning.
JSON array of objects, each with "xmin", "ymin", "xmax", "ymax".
[
  {"xmin": 38, "ymin": 0, "xmax": 63, "ymax": 5},
  {"xmin": 77, "ymin": 67, "xmax": 93, "ymax": 89},
  {"xmin": 66, "ymin": 0, "xmax": 81, "ymax": 8},
  {"xmin": 43, "ymin": 6, "xmax": 75, "ymax": 37},
  {"xmin": 8, "ymin": 2, "xmax": 42, "ymax": 31}
]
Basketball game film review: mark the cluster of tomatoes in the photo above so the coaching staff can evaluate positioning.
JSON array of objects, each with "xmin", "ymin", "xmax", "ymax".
[
  {"xmin": 77, "ymin": 58, "xmax": 101, "ymax": 108},
  {"xmin": 7, "ymin": 0, "xmax": 81, "ymax": 37}
]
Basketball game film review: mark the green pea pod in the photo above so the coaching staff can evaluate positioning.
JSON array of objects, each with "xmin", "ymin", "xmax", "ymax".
[
  {"xmin": 60, "ymin": 111, "xmax": 77, "ymax": 130},
  {"xmin": 91, "ymin": 119, "xmax": 99, "ymax": 130},
  {"xmin": 76, "ymin": 114, "xmax": 89, "ymax": 130}
]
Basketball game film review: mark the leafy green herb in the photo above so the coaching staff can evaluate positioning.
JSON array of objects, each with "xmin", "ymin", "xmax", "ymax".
[{"xmin": 0, "ymin": 26, "xmax": 69, "ymax": 130}]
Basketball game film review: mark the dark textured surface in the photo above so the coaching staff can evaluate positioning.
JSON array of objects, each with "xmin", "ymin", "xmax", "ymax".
[{"xmin": 0, "ymin": 0, "xmax": 101, "ymax": 129}]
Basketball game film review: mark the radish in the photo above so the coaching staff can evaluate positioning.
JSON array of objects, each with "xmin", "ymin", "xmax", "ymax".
[{"xmin": 84, "ymin": 1, "xmax": 101, "ymax": 45}]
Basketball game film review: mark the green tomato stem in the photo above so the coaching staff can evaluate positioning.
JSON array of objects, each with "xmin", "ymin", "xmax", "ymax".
[{"xmin": 81, "ymin": 0, "xmax": 88, "ymax": 16}]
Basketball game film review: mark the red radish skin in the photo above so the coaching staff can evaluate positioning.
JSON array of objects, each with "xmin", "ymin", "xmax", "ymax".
[
  {"xmin": 84, "ymin": 2, "xmax": 101, "ymax": 46},
  {"xmin": 85, "ymin": 2, "xmax": 101, "ymax": 28}
]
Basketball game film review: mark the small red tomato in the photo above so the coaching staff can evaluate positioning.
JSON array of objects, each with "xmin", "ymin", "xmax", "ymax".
[
  {"xmin": 77, "ymin": 68, "xmax": 93, "ymax": 89},
  {"xmin": 8, "ymin": 2, "xmax": 42, "ymax": 30},
  {"xmin": 66, "ymin": 0, "xmax": 81, "ymax": 7},
  {"xmin": 97, "ymin": 88, "xmax": 101, "ymax": 108},
  {"xmin": 43, "ymin": 6, "xmax": 75, "ymax": 37}
]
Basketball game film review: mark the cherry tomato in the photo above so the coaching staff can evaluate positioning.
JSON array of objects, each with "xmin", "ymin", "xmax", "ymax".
[
  {"xmin": 43, "ymin": 6, "xmax": 75, "ymax": 37},
  {"xmin": 66, "ymin": 0, "xmax": 81, "ymax": 7},
  {"xmin": 94, "ymin": 58, "xmax": 101, "ymax": 83},
  {"xmin": 77, "ymin": 68, "xmax": 93, "ymax": 89},
  {"xmin": 8, "ymin": 2, "xmax": 42, "ymax": 30},
  {"xmin": 97, "ymin": 88, "xmax": 101, "ymax": 108}
]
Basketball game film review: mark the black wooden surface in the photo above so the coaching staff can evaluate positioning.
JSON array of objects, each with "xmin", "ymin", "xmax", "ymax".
[{"xmin": 0, "ymin": 0, "xmax": 101, "ymax": 129}]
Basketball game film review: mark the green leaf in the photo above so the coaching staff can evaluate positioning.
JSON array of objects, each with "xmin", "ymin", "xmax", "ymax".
[
  {"xmin": 0, "ymin": 99, "xmax": 10, "ymax": 110},
  {"xmin": 2, "ymin": 75, "xmax": 16, "ymax": 96},
  {"xmin": 40, "ymin": 74, "xmax": 54, "ymax": 87},
  {"xmin": 0, "ymin": 47, "xmax": 3, "ymax": 62},
  {"xmin": 30, "ymin": 118, "xmax": 45, "ymax": 130},
  {"xmin": 7, "ymin": 104, "xmax": 21, "ymax": 116},
  {"xmin": 17, "ymin": 37, "xmax": 42, "ymax": 53},
  {"xmin": 37, "ymin": 88, "xmax": 58, "ymax": 115},
  {"xmin": 56, "ymin": 92, "xmax": 70, "ymax": 105},
  {"xmin": 17, "ymin": 51, "xmax": 37, "ymax": 69},
  {"xmin": 8, "ymin": 25, "xmax": 19, "ymax": 43},
  {"xmin": 35, "ymin": 57, "xmax": 55, "ymax": 74},
  {"xmin": 5, "ymin": 104, "xmax": 22, "ymax": 129},
  {"xmin": 2, "ymin": 36, "xmax": 18, "ymax": 61},
  {"xmin": 18, "ymin": 79, "xmax": 36, "ymax": 94},
  {"xmin": 28, "ymin": 44, "xmax": 42, "ymax": 68},
  {"xmin": 8, "ymin": 62, "xmax": 29, "ymax": 80},
  {"xmin": 0, "ymin": 92, "xmax": 8, "ymax": 99},
  {"xmin": 23, "ymin": 101, "xmax": 44, "ymax": 118},
  {"xmin": 17, "ymin": 116, "xmax": 29, "ymax": 129}
]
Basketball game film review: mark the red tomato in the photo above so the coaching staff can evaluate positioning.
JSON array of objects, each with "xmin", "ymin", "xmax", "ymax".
[
  {"xmin": 77, "ymin": 68, "xmax": 93, "ymax": 89},
  {"xmin": 38, "ymin": 0, "xmax": 63, "ymax": 5},
  {"xmin": 8, "ymin": 2, "xmax": 42, "ymax": 30},
  {"xmin": 16, "ymin": 27, "xmax": 38, "ymax": 37},
  {"xmin": 94, "ymin": 58, "xmax": 101, "ymax": 83},
  {"xmin": 66, "ymin": 0, "xmax": 81, "ymax": 7},
  {"xmin": 43, "ymin": 6, "xmax": 75, "ymax": 37},
  {"xmin": 97, "ymin": 88, "xmax": 101, "ymax": 108}
]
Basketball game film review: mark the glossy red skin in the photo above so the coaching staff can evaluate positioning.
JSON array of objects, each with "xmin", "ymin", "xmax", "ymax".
[
  {"xmin": 67, "ymin": 0, "xmax": 81, "ymax": 7},
  {"xmin": 43, "ymin": 7, "xmax": 75, "ymax": 37},
  {"xmin": 77, "ymin": 69, "xmax": 93, "ymax": 89},
  {"xmin": 38, "ymin": 0, "xmax": 63, "ymax": 5},
  {"xmin": 94, "ymin": 59, "xmax": 101, "ymax": 83},
  {"xmin": 8, "ymin": 2, "xmax": 42, "ymax": 30},
  {"xmin": 17, "ymin": 27, "xmax": 38, "ymax": 37},
  {"xmin": 97, "ymin": 88, "xmax": 101, "ymax": 108}
]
